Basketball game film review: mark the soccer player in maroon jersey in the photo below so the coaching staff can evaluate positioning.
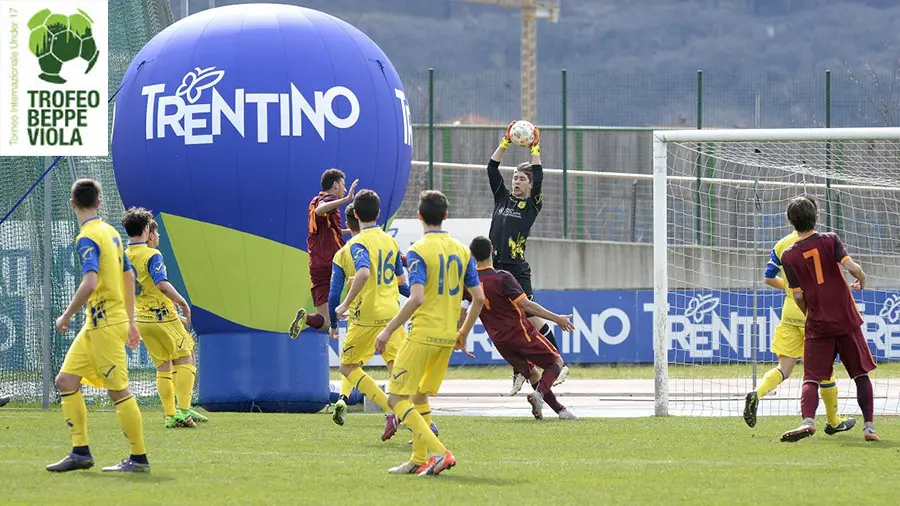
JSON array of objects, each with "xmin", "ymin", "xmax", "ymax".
[
  {"xmin": 463, "ymin": 236, "xmax": 578, "ymax": 420},
  {"xmin": 778, "ymin": 196, "xmax": 878, "ymax": 442},
  {"xmin": 289, "ymin": 168, "xmax": 358, "ymax": 338}
]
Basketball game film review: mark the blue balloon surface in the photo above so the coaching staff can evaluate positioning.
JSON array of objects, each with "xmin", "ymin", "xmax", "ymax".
[{"xmin": 111, "ymin": 3, "xmax": 412, "ymax": 250}]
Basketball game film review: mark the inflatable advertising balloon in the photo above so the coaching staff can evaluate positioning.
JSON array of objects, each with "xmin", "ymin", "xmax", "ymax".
[{"xmin": 111, "ymin": 3, "xmax": 412, "ymax": 412}]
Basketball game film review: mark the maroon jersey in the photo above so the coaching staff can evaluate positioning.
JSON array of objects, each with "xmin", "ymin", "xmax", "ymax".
[
  {"xmin": 307, "ymin": 192, "xmax": 345, "ymax": 269},
  {"xmin": 465, "ymin": 267, "xmax": 537, "ymax": 344},
  {"xmin": 781, "ymin": 232, "xmax": 863, "ymax": 338}
]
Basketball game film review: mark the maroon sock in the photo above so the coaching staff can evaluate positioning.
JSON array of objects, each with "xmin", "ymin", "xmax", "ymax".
[
  {"xmin": 542, "ymin": 390, "xmax": 565, "ymax": 413},
  {"xmin": 306, "ymin": 313, "xmax": 325, "ymax": 329},
  {"xmin": 855, "ymin": 375, "xmax": 874, "ymax": 423},
  {"xmin": 537, "ymin": 362, "xmax": 561, "ymax": 394},
  {"xmin": 800, "ymin": 381, "xmax": 819, "ymax": 420}
]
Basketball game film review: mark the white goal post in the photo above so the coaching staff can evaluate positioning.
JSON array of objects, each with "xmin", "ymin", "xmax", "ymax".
[{"xmin": 652, "ymin": 127, "xmax": 900, "ymax": 417}]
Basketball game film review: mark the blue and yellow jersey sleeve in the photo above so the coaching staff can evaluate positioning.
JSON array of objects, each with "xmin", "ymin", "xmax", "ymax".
[{"xmin": 76, "ymin": 236, "xmax": 100, "ymax": 275}]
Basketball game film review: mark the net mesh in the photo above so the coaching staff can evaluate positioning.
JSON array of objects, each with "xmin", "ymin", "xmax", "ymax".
[
  {"xmin": 664, "ymin": 137, "xmax": 900, "ymax": 417},
  {"xmin": 0, "ymin": 0, "xmax": 176, "ymax": 407}
]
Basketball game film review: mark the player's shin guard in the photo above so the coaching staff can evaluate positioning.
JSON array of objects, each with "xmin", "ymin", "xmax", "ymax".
[
  {"xmin": 755, "ymin": 367, "xmax": 785, "ymax": 398},
  {"xmin": 156, "ymin": 372, "xmax": 176, "ymax": 416},
  {"xmin": 306, "ymin": 313, "xmax": 326, "ymax": 329},
  {"xmin": 394, "ymin": 400, "xmax": 447, "ymax": 459},
  {"xmin": 800, "ymin": 381, "xmax": 819, "ymax": 420},
  {"xmin": 60, "ymin": 389, "xmax": 89, "ymax": 448},
  {"xmin": 819, "ymin": 376, "xmax": 840, "ymax": 427},
  {"xmin": 347, "ymin": 368, "xmax": 390, "ymax": 412},
  {"xmin": 539, "ymin": 323, "xmax": 559, "ymax": 350},
  {"xmin": 415, "ymin": 403, "xmax": 434, "ymax": 426},
  {"xmin": 172, "ymin": 364, "xmax": 196, "ymax": 411},
  {"xmin": 339, "ymin": 376, "xmax": 353, "ymax": 400},
  {"xmin": 114, "ymin": 395, "xmax": 147, "ymax": 457},
  {"xmin": 854, "ymin": 375, "xmax": 874, "ymax": 423},
  {"xmin": 537, "ymin": 363, "xmax": 561, "ymax": 394}
]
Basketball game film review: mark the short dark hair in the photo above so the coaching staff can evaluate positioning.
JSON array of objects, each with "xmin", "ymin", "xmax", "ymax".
[
  {"xmin": 469, "ymin": 236, "xmax": 492, "ymax": 262},
  {"xmin": 345, "ymin": 203, "xmax": 360, "ymax": 233},
  {"xmin": 516, "ymin": 162, "xmax": 533, "ymax": 183},
  {"xmin": 353, "ymin": 189, "xmax": 380, "ymax": 223},
  {"xmin": 321, "ymin": 168, "xmax": 345, "ymax": 191},
  {"xmin": 149, "ymin": 219, "xmax": 159, "ymax": 234},
  {"xmin": 71, "ymin": 179, "xmax": 101, "ymax": 209},
  {"xmin": 122, "ymin": 207, "xmax": 154, "ymax": 238},
  {"xmin": 787, "ymin": 196, "xmax": 817, "ymax": 233},
  {"xmin": 418, "ymin": 190, "xmax": 448, "ymax": 226}
]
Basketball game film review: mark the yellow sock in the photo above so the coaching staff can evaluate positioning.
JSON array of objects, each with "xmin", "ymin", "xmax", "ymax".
[
  {"xmin": 415, "ymin": 402, "xmax": 433, "ymax": 426},
  {"xmin": 347, "ymin": 368, "xmax": 390, "ymax": 413},
  {"xmin": 173, "ymin": 364, "xmax": 196, "ymax": 410},
  {"xmin": 755, "ymin": 367, "xmax": 785, "ymax": 398},
  {"xmin": 340, "ymin": 376, "xmax": 353, "ymax": 398},
  {"xmin": 820, "ymin": 376, "xmax": 840, "ymax": 426},
  {"xmin": 393, "ymin": 399, "xmax": 446, "ymax": 462},
  {"xmin": 114, "ymin": 395, "xmax": 147, "ymax": 456},
  {"xmin": 60, "ymin": 389, "xmax": 88, "ymax": 447},
  {"xmin": 156, "ymin": 372, "xmax": 176, "ymax": 416}
]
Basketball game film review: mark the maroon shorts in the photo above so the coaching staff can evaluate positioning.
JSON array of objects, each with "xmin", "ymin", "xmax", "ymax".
[
  {"xmin": 803, "ymin": 328, "xmax": 877, "ymax": 382},
  {"xmin": 309, "ymin": 266, "xmax": 332, "ymax": 307},
  {"xmin": 493, "ymin": 333, "xmax": 561, "ymax": 375}
]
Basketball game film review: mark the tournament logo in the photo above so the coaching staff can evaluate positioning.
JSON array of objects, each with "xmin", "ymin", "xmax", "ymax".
[{"xmin": 0, "ymin": 0, "xmax": 109, "ymax": 156}]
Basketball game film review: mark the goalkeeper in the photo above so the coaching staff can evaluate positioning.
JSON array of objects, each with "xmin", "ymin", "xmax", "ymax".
[
  {"xmin": 487, "ymin": 122, "xmax": 567, "ymax": 396},
  {"xmin": 743, "ymin": 195, "xmax": 854, "ymax": 435}
]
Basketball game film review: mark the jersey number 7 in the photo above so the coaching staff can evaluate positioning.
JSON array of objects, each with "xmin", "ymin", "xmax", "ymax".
[{"xmin": 802, "ymin": 249, "xmax": 825, "ymax": 285}]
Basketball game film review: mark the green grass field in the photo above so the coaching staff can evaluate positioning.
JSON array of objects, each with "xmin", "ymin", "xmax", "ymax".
[{"xmin": 3, "ymin": 408, "xmax": 899, "ymax": 505}]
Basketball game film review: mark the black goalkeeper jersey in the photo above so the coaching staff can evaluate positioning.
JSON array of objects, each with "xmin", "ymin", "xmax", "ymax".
[{"xmin": 487, "ymin": 159, "xmax": 543, "ymax": 265}]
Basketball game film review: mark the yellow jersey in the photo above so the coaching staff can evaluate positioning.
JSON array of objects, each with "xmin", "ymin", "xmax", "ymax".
[
  {"xmin": 406, "ymin": 231, "xmax": 480, "ymax": 347},
  {"xmin": 766, "ymin": 231, "xmax": 805, "ymax": 326},
  {"xmin": 75, "ymin": 216, "xmax": 130, "ymax": 329},
  {"xmin": 125, "ymin": 242, "xmax": 178, "ymax": 323},
  {"xmin": 341, "ymin": 226, "xmax": 405, "ymax": 327}
]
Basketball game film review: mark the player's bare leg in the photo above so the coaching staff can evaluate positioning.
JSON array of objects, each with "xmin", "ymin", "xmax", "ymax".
[
  {"xmin": 744, "ymin": 355, "xmax": 795, "ymax": 428},
  {"xmin": 46, "ymin": 373, "xmax": 94, "ymax": 472}
]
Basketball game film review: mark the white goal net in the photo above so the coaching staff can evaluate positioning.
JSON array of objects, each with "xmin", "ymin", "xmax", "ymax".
[{"xmin": 653, "ymin": 128, "xmax": 900, "ymax": 418}]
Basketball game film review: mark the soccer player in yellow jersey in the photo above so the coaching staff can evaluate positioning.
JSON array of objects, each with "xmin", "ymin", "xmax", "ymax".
[
  {"xmin": 330, "ymin": 192, "xmax": 408, "ymax": 439},
  {"xmin": 375, "ymin": 190, "xmax": 485, "ymax": 476},
  {"xmin": 743, "ymin": 196, "xmax": 855, "ymax": 435},
  {"xmin": 47, "ymin": 179, "xmax": 149, "ymax": 473},
  {"xmin": 122, "ymin": 207, "xmax": 208, "ymax": 429}
]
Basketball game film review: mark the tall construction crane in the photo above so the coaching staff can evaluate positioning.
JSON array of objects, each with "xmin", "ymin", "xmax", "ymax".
[{"xmin": 456, "ymin": 0, "xmax": 561, "ymax": 122}]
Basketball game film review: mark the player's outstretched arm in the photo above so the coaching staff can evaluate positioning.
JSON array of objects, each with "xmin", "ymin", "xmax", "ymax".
[
  {"xmin": 315, "ymin": 179, "xmax": 359, "ymax": 216},
  {"xmin": 517, "ymin": 298, "xmax": 574, "ymax": 333},
  {"xmin": 488, "ymin": 122, "xmax": 515, "ymax": 197}
]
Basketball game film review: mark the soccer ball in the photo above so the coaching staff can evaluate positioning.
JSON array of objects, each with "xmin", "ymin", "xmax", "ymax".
[
  {"xmin": 27, "ymin": 8, "xmax": 100, "ymax": 85},
  {"xmin": 508, "ymin": 120, "xmax": 536, "ymax": 147}
]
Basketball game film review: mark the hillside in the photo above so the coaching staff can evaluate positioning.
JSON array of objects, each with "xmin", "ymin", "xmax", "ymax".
[{"xmin": 180, "ymin": 0, "xmax": 900, "ymax": 127}]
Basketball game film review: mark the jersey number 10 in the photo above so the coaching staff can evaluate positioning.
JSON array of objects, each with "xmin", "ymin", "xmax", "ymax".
[{"xmin": 437, "ymin": 254, "xmax": 463, "ymax": 296}]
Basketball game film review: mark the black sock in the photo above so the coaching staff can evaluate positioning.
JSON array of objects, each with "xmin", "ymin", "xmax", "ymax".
[
  {"xmin": 339, "ymin": 394, "xmax": 349, "ymax": 402},
  {"xmin": 130, "ymin": 454, "xmax": 149, "ymax": 465},
  {"xmin": 72, "ymin": 445, "xmax": 91, "ymax": 456},
  {"xmin": 539, "ymin": 323, "xmax": 559, "ymax": 350}
]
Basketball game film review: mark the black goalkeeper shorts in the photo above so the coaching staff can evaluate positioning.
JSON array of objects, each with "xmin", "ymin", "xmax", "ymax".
[{"xmin": 495, "ymin": 261, "xmax": 534, "ymax": 300}]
